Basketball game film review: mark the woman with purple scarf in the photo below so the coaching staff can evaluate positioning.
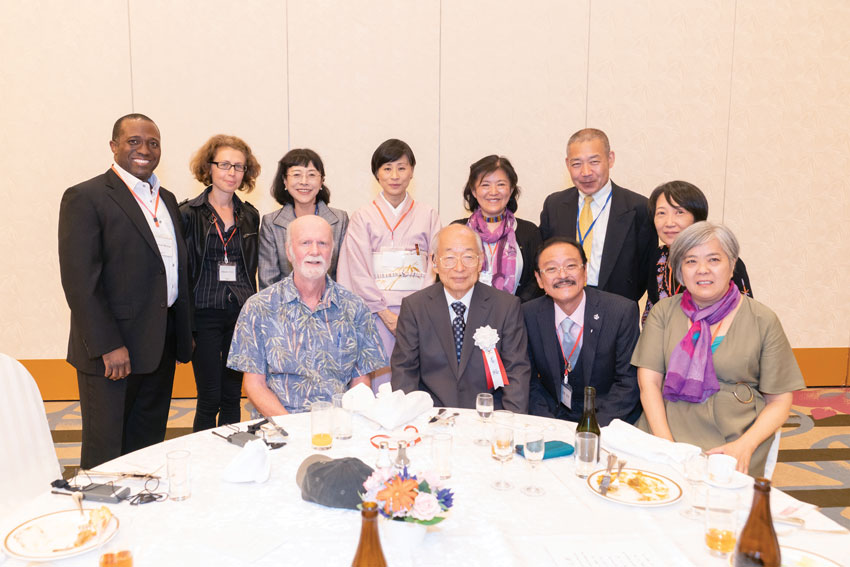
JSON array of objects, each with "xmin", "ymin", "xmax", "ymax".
[
  {"xmin": 631, "ymin": 222, "xmax": 804, "ymax": 476},
  {"xmin": 452, "ymin": 155, "xmax": 542, "ymax": 302}
]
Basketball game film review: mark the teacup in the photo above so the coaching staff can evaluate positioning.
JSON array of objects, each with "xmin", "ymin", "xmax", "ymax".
[{"xmin": 708, "ymin": 454, "xmax": 737, "ymax": 484}]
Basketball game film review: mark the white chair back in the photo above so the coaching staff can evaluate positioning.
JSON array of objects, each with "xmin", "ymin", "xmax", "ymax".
[
  {"xmin": 0, "ymin": 354, "xmax": 62, "ymax": 521},
  {"xmin": 763, "ymin": 429, "xmax": 782, "ymax": 479}
]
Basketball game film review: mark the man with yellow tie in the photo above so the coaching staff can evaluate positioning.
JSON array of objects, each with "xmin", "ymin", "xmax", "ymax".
[{"xmin": 539, "ymin": 128, "xmax": 655, "ymax": 303}]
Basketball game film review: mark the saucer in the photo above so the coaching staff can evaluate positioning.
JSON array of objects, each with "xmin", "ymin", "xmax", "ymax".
[{"xmin": 705, "ymin": 470, "xmax": 750, "ymax": 489}]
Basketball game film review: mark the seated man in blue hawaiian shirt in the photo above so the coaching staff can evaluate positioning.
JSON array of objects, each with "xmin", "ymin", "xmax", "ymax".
[{"xmin": 228, "ymin": 215, "xmax": 387, "ymax": 416}]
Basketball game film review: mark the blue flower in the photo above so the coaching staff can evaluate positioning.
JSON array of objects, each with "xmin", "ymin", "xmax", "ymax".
[{"xmin": 436, "ymin": 487, "xmax": 454, "ymax": 510}]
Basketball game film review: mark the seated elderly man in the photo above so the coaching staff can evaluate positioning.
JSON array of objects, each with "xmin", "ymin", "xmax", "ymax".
[
  {"xmin": 391, "ymin": 224, "xmax": 530, "ymax": 413},
  {"xmin": 524, "ymin": 237, "xmax": 641, "ymax": 426},
  {"xmin": 228, "ymin": 215, "xmax": 386, "ymax": 416}
]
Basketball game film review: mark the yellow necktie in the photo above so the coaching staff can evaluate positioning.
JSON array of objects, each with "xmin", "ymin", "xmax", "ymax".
[{"xmin": 579, "ymin": 195, "xmax": 594, "ymax": 258}]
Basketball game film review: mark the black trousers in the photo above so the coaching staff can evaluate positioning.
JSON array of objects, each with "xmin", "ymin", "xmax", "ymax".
[
  {"xmin": 77, "ymin": 308, "xmax": 177, "ymax": 470},
  {"xmin": 191, "ymin": 299, "xmax": 243, "ymax": 432}
]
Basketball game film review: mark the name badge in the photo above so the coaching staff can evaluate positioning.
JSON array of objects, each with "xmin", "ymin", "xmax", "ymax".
[
  {"xmin": 561, "ymin": 378, "xmax": 573, "ymax": 409},
  {"xmin": 478, "ymin": 271, "xmax": 493, "ymax": 286},
  {"xmin": 218, "ymin": 262, "xmax": 237, "ymax": 282},
  {"xmin": 155, "ymin": 235, "xmax": 174, "ymax": 258}
]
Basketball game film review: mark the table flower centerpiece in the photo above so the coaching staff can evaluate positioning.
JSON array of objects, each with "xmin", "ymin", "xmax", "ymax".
[{"xmin": 360, "ymin": 467, "xmax": 454, "ymax": 526}]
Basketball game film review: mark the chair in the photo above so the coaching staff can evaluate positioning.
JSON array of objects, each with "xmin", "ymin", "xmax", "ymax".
[
  {"xmin": 763, "ymin": 429, "xmax": 782, "ymax": 479},
  {"xmin": 0, "ymin": 354, "xmax": 62, "ymax": 521}
]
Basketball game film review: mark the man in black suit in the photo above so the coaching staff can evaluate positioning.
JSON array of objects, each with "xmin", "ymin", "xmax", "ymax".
[
  {"xmin": 523, "ymin": 237, "xmax": 640, "ymax": 426},
  {"xmin": 539, "ymin": 128, "xmax": 655, "ymax": 302},
  {"xmin": 59, "ymin": 114, "xmax": 193, "ymax": 469},
  {"xmin": 391, "ymin": 224, "xmax": 530, "ymax": 413}
]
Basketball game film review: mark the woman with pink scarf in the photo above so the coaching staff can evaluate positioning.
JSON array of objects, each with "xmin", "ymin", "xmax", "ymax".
[
  {"xmin": 631, "ymin": 222, "xmax": 804, "ymax": 476},
  {"xmin": 452, "ymin": 155, "xmax": 542, "ymax": 302}
]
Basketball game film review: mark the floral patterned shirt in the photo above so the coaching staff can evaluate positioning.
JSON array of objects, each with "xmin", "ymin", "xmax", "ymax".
[{"xmin": 227, "ymin": 275, "xmax": 387, "ymax": 414}]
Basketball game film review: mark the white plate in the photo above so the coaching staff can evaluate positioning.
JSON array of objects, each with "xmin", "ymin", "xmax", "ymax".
[
  {"xmin": 4, "ymin": 509, "xmax": 119, "ymax": 562},
  {"xmin": 728, "ymin": 546, "xmax": 842, "ymax": 567},
  {"xmin": 705, "ymin": 470, "xmax": 751, "ymax": 489},
  {"xmin": 586, "ymin": 468, "xmax": 682, "ymax": 507}
]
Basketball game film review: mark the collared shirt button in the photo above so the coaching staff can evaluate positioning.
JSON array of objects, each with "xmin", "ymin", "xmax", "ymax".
[{"xmin": 160, "ymin": 302, "xmax": 166, "ymax": 308}]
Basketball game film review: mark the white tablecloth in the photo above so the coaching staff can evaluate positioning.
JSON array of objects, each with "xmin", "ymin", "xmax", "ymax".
[{"xmin": 2, "ymin": 410, "xmax": 847, "ymax": 566}]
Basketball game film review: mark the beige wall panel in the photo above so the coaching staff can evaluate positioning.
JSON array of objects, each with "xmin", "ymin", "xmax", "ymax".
[
  {"xmin": 127, "ymin": 0, "xmax": 288, "ymax": 214},
  {"xmin": 286, "ymin": 0, "xmax": 441, "ymax": 216},
  {"xmin": 0, "ymin": 1, "xmax": 132, "ymax": 358},
  {"xmin": 440, "ymin": 0, "xmax": 589, "ymax": 224},
  {"xmin": 724, "ymin": 1, "xmax": 850, "ymax": 348},
  {"xmin": 586, "ymin": 0, "xmax": 736, "ymax": 208}
]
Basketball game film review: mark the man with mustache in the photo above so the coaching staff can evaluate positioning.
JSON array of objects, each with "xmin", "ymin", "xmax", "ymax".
[
  {"xmin": 227, "ymin": 216, "xmax": 386, "ymax": 416},
  {"xmin": 523, "ymin": 237, "xmax": 641, "ymax": 426}
]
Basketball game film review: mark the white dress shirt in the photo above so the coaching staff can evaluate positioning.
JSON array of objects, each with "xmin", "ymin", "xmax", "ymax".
[
  {"xmin": 576, "ymin": 179, "xmax": 613, "ymax": 286},
  {"xmin": 444, "ymin": 286, "xmax": 474, "ymax": 324},
  {"xmin": 554, "ymin": 290, "xmax": 586, "ymax": 356}
]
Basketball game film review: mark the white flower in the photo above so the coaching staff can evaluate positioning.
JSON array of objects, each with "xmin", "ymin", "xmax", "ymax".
[
  {"xmin": 410, "ymin": 492, "xmax": 441, "ymax": 521},
  {"xmin": 473, "ymin": 326, "xmax": 500, "ymax": 351},
  {"xmin": 419, "ymin": 470, "xmax": 442, "ymax": 491},
  {"xmin": 363, "ymin": 469, "xmax": 390, "ymax": 501}
]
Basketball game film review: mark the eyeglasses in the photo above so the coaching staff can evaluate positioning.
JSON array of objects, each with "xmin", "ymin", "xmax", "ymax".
[
  {"xmin": 438, "ymin": 254, "xmax": 480, "ymax": 269},
  {"xmin": 210, "ymin": 161, "xmax": 247, "ymax": 173},
  {"xmin": 540, "ymin": 264, "xmax": 583, "ymax": 277},
  {"xmin": 287, "ymin": 170, "xmax": 321, "ymax": 181}
]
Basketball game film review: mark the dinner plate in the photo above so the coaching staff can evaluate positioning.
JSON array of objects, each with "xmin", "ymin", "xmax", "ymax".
[
  {"xmin": 705, "ymin": 470, "xmax": 751, "ymax": 489},
  {"xmin": 4, "ymin": 509, "xmax": 119, "ymax": 561},
  {"xmin": 727, "ymin": 546, "xmax": 842, "ymax": 567},
  {"xmin": 586, "ymin": 467, "xmax": 682, "ymax": 507}
]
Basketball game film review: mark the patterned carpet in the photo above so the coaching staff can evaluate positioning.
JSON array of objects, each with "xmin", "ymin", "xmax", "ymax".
[{"xmin": 44, "ymin": 388, "xmax": 850, "ymax": 528}]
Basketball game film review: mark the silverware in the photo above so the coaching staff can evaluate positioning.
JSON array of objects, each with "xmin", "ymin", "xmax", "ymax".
[
  {"xmin": 599, "ymin": 453, "xmax": 617, "ymax": 495},
  {"xmin": 72, "ymin": 491, "xmax": 84, "ymax": 516},
  {"xmin": 612, "ymin": 459, "xmax": 626, "ymax": 485},
  {"xmin": 428, "ymin": 408, "xmax": 447, "ymax": 423},
  {"xmin": 692, "ymin": 506, "xmax": 848, "ymax": 534}
]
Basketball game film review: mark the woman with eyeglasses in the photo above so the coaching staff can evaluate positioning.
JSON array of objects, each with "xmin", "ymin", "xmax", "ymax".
[
  {"xmin": 337, "ymin": 139, "xmax": 442, "ymax": 392},
  {"xmin": 179, "ymin": 134, "xmax": 261, "ymax": 431},
  {"xmin": 257, "ymin": 148, "xmax": 349, "ymax": 288},
  {"xmin": 452, "ymin": 155, "xmax": 542, "ymax": 302}
]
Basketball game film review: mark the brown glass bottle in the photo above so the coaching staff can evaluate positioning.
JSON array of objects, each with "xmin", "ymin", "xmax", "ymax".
[
  {"xmin": 575, "ymin": 386, "xmax": 600, "ymax": 460},
  {"xmin": 734, "ymin": 478, "xmax": 780, "ymax": 567},
  {"xmin": 352, "ymin": 501, "xmax": 387, "ymax": 567}
]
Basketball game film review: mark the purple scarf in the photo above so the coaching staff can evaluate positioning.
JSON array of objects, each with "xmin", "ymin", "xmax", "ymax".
[
  {"xmin": 467, "ymin": 209, "xmax": 518, "ymax": 294},
  {"xmin": 663, "ymin": 282, "xmax": 741, "ymax": 403}
]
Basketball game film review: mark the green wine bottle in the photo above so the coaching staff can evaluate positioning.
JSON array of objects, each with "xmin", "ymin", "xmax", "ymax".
[{"xmin": 576, "ymin": 386, "xmax": 600, "ymax": 460}]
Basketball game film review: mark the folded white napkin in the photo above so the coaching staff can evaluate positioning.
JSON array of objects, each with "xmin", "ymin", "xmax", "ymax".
[
  {"xmin": 221, "ymin": 439, "xmax": 271, "ymax": 483},
  {"xmin": 342, "ymin": 383, "xmax": 433, "ymax": 430},
  {"xmin": 601, "ymin": 419, "xmax": 701, "ymax": 466}
]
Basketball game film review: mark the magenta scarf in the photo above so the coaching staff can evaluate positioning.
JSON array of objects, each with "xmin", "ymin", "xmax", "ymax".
[
  {"xmin": 663, "ymin": 282, "xmax": 741, "ymax": 403},
  {"xmin": 467, "ymin": 209, "xmax": 518, "ymax": 294}
]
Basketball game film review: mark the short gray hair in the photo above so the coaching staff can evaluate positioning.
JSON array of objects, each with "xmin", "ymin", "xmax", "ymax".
[
  {"xmin": 567, "ymin": 128, "xmax": 610, "ymax": 155},
  {"xmin": 669, "ymin": 221, "xmax": 740, "ymax": 282},
  {"xmin": 430, "ymin": 224, "xmax": 484, "ymax": 257}
]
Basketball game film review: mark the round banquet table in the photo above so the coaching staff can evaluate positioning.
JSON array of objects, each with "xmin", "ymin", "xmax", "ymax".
[{"xmin": 2, "ymin": 409, "xmax": 848, "ymax": 567}]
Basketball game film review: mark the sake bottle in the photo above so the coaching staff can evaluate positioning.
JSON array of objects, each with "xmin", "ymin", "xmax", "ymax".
[
  {"xmin": 734, "ymin": 478, "xmax": 780, "ymax": 567},
  {"xmin": 352, "ymin": 501, "xmax": 387, "ymax": 567},
  {"xmin": 575, "ymin": 386, "xmax": 601, "ymax": 460}
]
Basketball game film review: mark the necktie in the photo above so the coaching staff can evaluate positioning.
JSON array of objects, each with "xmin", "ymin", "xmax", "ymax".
[
  {"xmin": 451, "ymin": 301, "xmax": 466, "ymax": 363},
  {"xmin": 559, "ymin": 317, "xmax": 580, "ymax": 372},
  {"xmin": 579, "ymin": 195, "xmax": 594, "ymax": 259}
]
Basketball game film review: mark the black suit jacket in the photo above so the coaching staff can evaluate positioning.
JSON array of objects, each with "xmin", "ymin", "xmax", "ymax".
[
  {"xmin": 451, "ymin": 216, "xmax": 543, "ymax": 302},
  {"xmin": 539, "ymin": 182, "xmax": 655, "ymax": 302},
  {"xmin": 59, "ymin": 168, "xmax": 193, "ymax": 375},
  {"xmin": 523, "ymin": 287, "xmax": 641, "ymax": 426},
  {"xmin": 391, "ymin": 282, "xmax": 530, "ymax": 413}
]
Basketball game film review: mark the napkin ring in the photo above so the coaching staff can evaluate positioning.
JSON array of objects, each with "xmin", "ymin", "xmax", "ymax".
[
  {"xmin": 370, "ymin": 425, "xmax": 421, "ymax": 450},
  {"xmin": 733, "ymin": 382, "xmax": 754, "ymax": 404}
]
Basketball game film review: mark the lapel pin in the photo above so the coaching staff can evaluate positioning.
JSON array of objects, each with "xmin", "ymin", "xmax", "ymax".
[{"xmin": 593, "ymin": 314, "xmax": 599, "ymax": 320}]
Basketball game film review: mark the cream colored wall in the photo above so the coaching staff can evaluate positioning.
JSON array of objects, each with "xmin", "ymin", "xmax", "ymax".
[{"xmin": 1, "ymin": 0, "xmax": 848, "ymax": 358}]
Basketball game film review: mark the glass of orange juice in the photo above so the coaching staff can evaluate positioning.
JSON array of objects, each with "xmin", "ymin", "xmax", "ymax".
[
  {"xmin": 704, "ymin": 487, "xmax": 739, "ymax": 557},
  {"xmin": 311, "ymin": 400, "xmax": 333, "ymax": 450}
]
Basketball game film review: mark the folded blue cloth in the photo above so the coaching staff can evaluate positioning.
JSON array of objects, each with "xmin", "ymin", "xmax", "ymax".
[{"xmin": 515, "ymin": 440, "xmax": 574, "ymax": 459}]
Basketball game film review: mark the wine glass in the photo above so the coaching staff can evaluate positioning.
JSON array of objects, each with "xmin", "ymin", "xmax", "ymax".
[
  {"xmin": 681, "ymin": 452, "xmax": 708, "ymax": 519},
  {"xmin": 491, "ymin": 416, "xmax": 515, "ymax": 490},
  {"xmin": 521, "ymin": 425, "xmax": 545, "ymax": 497},
  {"xmin": 474, "ymin": 393, "xmax": 494, "ymax": 446}
]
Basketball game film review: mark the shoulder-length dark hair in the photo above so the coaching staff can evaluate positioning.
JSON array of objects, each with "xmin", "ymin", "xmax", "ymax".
[
  {"xmin": 270, "ymin": 148, "xmax": 331, "ymax": 206},
  {"xmin": 462, "ymin": 155, "xmax": 520, "ymax": 213},
  {"xmin": 648, "ymin": 180, "xmax": 708, "ymax": 222},
  {"xmin": 371, "ymin": 139, "xmax": 416, "ymax": 177}
]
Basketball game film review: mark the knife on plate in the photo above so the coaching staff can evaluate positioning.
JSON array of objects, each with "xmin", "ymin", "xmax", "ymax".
[{"xmin": 599, "ymin": 453, "xmax": 618, "ymax": 495}]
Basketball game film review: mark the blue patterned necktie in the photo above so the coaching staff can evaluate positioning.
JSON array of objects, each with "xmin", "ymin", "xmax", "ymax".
[
  {"xmin": 559, "ymin": 317, "xmax": 580, "ymax": 372},
  {"xmin": 451, "ymin": 301, "xmax": 466, "ymax": 363}
]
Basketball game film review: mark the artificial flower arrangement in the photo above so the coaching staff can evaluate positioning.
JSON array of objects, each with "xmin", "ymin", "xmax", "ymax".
[{"xmin": 360, "ymin": 467, "xmax": 454, "ymax": 525}]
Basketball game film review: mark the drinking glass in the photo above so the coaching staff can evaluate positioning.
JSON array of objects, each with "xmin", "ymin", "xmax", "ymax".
[
  {"xmin": 490, "ymin": 410, "xmax": 514, "ymax": 461},
  {"xmin": 521, "ymin": 425, "xmax": 545, "ymax": 497},
  {"xmin": 474, "ymin": 393, "xmax": 494, "ymax": 446},
  {"xmin": 681, "ymin": 452, "xmax": 708, "ymax": 519},
  {"xmin": 491, "ymin": 420, "xmax": 515, "ymax": 491},
  {"xmin": 310, "ymin": 400, "xmax": 333, "ymax": 450},
  {"xmin": 574, "ymin": 432, "xmax": 598, "ymax": 478},
  {"xmin": 704, "ymin": 488, "xmax": 739, "ymax": 558},
  {"xmin": 432, "ymin": 432, "xmax": 453, "ymax": 480},
  {"xmin": 166, "ymin": 450, "xmax": 191, "ymax": 501},
  {"xmin": 332, "ymin": 393, "xmax": 352, "ymax": 440}
]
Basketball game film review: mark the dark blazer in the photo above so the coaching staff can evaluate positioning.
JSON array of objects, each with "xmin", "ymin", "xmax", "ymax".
[
  {"xmin": 58, "ymin": 168, "xmax": 193, "ymax": 375},
  {"xmin": 523, "ymin": 287, "xmax": 641, "ymax": 426},
  {"xmin": 451, "ymin": 216, "xmax": 543, "ymax": 302},
  {"xmin": 391, "ymin": 282, "xmax": 531, "ymax": 413},
  {"xmin": 539, "ymin": 182, "xmax": 655, "ymax": 302}
]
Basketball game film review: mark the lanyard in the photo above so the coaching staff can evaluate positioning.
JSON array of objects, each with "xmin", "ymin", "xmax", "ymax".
[
  {"xmin": 575, "ymin": 190, "xmax": 612, "ymax": 246},
  {"xmin": 114, "ymin": 165, "xmax": 161, "ymax": 227},
  {"xmin": 373, "ymin": 199, "xmax": 415, "ymax": 244},
  {"xmin": 213, "ymin": 216, "xmax": 238, "ymax": 263},
  {"xmin": 663, "ymin": 259, "xmax": 682, "ymax": 296},
  {"xmin": 558, "ymin": 321, "xmax": 584, "ymax": 377}
]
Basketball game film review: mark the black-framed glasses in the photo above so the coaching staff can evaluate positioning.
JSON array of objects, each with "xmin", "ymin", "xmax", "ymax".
[
  {"xmin": 210, "ymin": 161, "xmax": 247, "ymax": 172},
  {"xmin": 438, "ymin": 254, "xmax": 480, "ymax": 269}
]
